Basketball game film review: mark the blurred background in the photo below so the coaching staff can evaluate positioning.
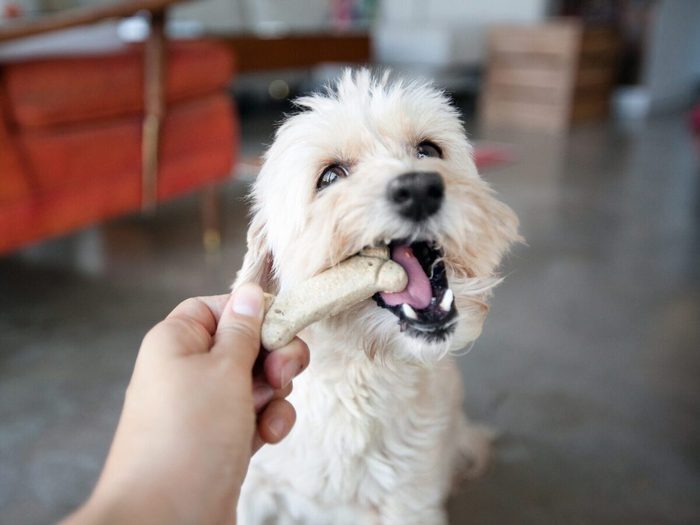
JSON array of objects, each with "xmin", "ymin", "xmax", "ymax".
[{"xmin": 1, "ymin": 0, "xmax": 698, "ymax": 523}]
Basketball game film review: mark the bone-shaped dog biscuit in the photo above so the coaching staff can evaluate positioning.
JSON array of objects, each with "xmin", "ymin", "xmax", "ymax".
[{"xmin": 261, "ymin": 247, "xmax": 407, "ymax": 350}]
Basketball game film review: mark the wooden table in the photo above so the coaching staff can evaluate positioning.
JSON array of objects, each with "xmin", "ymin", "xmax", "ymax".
[{"xmin": 220, "ymin": 32, "xmax": 371, "ymax": 73}]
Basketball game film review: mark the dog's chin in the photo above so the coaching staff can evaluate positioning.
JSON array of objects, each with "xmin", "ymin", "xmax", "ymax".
[
  {"xmin": 380, "ymin": 310, "xmax": 455, "ymax": 362},
  {"xmin": 400, "ymin": 330, "xmax": 454, "ymax": 362}
]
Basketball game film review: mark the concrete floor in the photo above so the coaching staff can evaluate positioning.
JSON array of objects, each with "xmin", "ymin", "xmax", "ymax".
[{"xmin": 1, "ymin": 111, "xmax": 699, "ymax": 524}]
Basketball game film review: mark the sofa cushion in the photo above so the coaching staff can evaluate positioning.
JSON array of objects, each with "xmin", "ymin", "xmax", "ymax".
[
  {"xmin": 3, "ymin": 40, "xmax": 233, "ymax": 128},
  {"xmin": 0, "ymin": 93, "xmax": 237, "ymax": 253},
  {"xmin": 18, "ymin": 93, "xmax": 236, "ymax": 196}
]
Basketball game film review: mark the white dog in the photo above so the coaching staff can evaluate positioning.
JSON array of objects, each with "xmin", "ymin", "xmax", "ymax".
[{"xmin": 234, "ymin": 70, "xmax": 519, "ymax": 525}]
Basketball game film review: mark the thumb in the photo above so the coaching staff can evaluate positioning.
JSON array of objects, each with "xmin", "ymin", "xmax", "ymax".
[{"xmin": 211, "ymin": 283, "xmax": 264, "ymax": 370}]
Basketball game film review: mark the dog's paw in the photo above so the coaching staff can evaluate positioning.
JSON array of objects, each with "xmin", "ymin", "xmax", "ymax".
[{"xmin": 454, "ymin": 421, "xmax": 497, "ymax": 484}]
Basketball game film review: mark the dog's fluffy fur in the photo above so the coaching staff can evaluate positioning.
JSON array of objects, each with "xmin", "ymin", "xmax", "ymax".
[{"xmin": 234, "ymin": 70, "xmax": 519, "ymax": 525}]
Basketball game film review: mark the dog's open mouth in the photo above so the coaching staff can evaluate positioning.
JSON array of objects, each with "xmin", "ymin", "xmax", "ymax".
[{"xmin": 373, "ymin": 241, "xmax": 457, "ymax": 341}]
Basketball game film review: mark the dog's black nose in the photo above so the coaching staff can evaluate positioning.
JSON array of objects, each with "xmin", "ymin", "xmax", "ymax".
[{"xmin": 387, "ymin": 171, "xmax": 444, "ymax": 222}]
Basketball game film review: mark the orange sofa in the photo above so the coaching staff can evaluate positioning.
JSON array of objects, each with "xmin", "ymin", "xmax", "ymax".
[{"xmin": 0, "ymin": 32, "xmax": 239, "ymax": 254}]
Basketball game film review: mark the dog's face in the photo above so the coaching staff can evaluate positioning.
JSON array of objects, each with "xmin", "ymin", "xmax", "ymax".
[{"xmin": 237, "ymin": 70, "xmax": 519, "ymax": 361}]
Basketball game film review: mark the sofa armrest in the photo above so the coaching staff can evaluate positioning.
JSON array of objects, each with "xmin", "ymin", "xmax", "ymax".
[{"xmin": 0, "ymin": 0, "xmax": 186, "ymax": 43}]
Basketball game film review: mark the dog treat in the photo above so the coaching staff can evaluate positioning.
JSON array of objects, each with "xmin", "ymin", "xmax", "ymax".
[{"xmin": 261, "ymin": 247, "xmax": 407, "ymax": 350}]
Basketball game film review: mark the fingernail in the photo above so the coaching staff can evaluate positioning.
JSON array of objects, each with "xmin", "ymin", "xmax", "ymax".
[
  {"xmin": 232, "ymin": 284, "xmax": 263, "ymax": 319},
  {"xmin": 280, "ymin": 361, "xmax": 301, "ymax": 388},
  {"xmin": 268, "ymin": 416, "xmax": 287, "ymax": 440},
  {"xmin": 253, "ymin": 384, "xmax": 273, "ymax": 408}
]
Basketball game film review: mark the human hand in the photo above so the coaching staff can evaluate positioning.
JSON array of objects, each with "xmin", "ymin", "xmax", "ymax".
[{"xmin": 63, "ymin": 284, "xmax": 309, "ymax": 525}]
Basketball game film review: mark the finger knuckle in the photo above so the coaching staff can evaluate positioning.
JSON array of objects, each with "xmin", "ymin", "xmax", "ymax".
[
  {"xmin": 287, "ymin": 338, "xmax": 310, "ymax": 368},
  {"xmin": 145, "ymin": 318, "xmax": 208, "ymax": 349},
  {"xmin": 164, "ymin": 317, "xmax": 199, "ymax": 338},
  {"xmin": 142, "ymin": 322, "xmax": 169, "ymax": 347},
  {"xmin": 217, "ymin": 321, "xmax": 260, "ymax": 344},
  {"xmin": 178, "ymin": 297, "xmax": 201, "ymax": 310}
]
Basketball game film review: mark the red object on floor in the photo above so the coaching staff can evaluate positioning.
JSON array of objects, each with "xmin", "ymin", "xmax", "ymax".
[
  {"xmin": 473, "ymin": 144, "xmax": 514, "ymax": 170},
  {"xmin": 3, "ymin": 3, "xmax": 22, "ymax": 19},
  {"xmin": 0, "ymin": 37, "xmax": 239, "ymax": 254}
]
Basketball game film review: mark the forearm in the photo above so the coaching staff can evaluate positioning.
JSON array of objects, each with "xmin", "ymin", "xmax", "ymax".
[{"xmin": 62, "ymin": 483, "xmax": 240, "ymax": 525}]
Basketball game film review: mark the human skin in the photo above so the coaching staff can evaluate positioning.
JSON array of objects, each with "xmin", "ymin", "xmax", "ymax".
[{"xmin": 62, "ymin": 284, "xmax": 309, "ymax": 525}]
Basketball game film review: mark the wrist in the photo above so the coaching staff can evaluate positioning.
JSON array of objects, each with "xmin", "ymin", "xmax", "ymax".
[
  {"xmin": 62, "ymin": 467, "xmax": 242, "ymax": 525},
  {"xmin": 60, "ymin": 493, "xmax": 115, "ymax": 525},
  {"xmin": 60, "ymin": 472, "xmax": 171, "ymax": 525}
]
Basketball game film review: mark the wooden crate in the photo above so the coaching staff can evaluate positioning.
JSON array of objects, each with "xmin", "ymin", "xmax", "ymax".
[{"xmin": 480, "ymin": 21, "xmax": 619, "ymax": 132}]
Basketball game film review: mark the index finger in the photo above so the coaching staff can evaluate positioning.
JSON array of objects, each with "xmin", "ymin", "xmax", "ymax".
[{"xmin": 166, "ymin": 294, "xmax": 231, "ymax": 335}]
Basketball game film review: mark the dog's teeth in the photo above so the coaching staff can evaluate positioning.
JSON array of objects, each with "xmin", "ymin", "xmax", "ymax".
[
  {"xmin": 384, "ymin": 237, "xmax": 392, "ymax": 246},
  {"xmin": 401, "ymin": 304, "xmax": 418, "ymax": 320},
  {"xmin": 439, "ymin": 289, "xmax": 454, "ymax": 311}
]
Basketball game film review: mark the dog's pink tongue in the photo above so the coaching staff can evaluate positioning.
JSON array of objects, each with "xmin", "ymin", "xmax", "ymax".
[{"xmin": 379, "ymin": 244, "xmax": 432, "ymax": 309}]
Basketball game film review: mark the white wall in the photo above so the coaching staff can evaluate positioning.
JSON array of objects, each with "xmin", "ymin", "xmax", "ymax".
[
  {"xmin": 173, "ymin": 0, "xmax": 549, "ymax": 67},
  {"xmin": 643, "ymin": 0, "xmax": 700, "ymax": 112},
  {"xmin": 38, "ymin": 0, "xmax": 330, "ymax": 33},
  {"xmin": 375, "ymin": 0, "xmax": 548, "ymax": 66},
  {"xmin": 172, "ymin": 0, "xmax": 548, "ymax": 65},
  {"xmin": 172, "ymin": 0, "xmax": 331, "ymax": 33},
  {"xmin": 171, "ymin": 0, "xmax": 242, "ymax": 32},
  {"xmin": 7, "ymin": 0, "xmax": 40, "ymax": 16},
  {"xmin": 379, "ymin": 0, "xmax": 547, "ymax": 26}
]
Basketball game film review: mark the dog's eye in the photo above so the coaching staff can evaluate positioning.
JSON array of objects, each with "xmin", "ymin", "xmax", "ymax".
[
  {"xmin": 317, "ymin": 164, "xmax": 349, "ymax": 191},
  {"xmin": 416, "ymin": 141, "xmax": 442, "ymax": 159}
]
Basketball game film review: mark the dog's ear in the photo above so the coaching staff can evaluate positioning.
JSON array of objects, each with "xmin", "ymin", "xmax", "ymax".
[{"xmin": 233, "ymin": 209, "xmax": 277, "ymax": 293}]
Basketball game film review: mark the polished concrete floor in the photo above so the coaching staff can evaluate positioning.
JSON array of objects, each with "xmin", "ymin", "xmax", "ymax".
[{"xmin": 1, "ymin": 111, "xmax": 699, "ymax": 524}]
